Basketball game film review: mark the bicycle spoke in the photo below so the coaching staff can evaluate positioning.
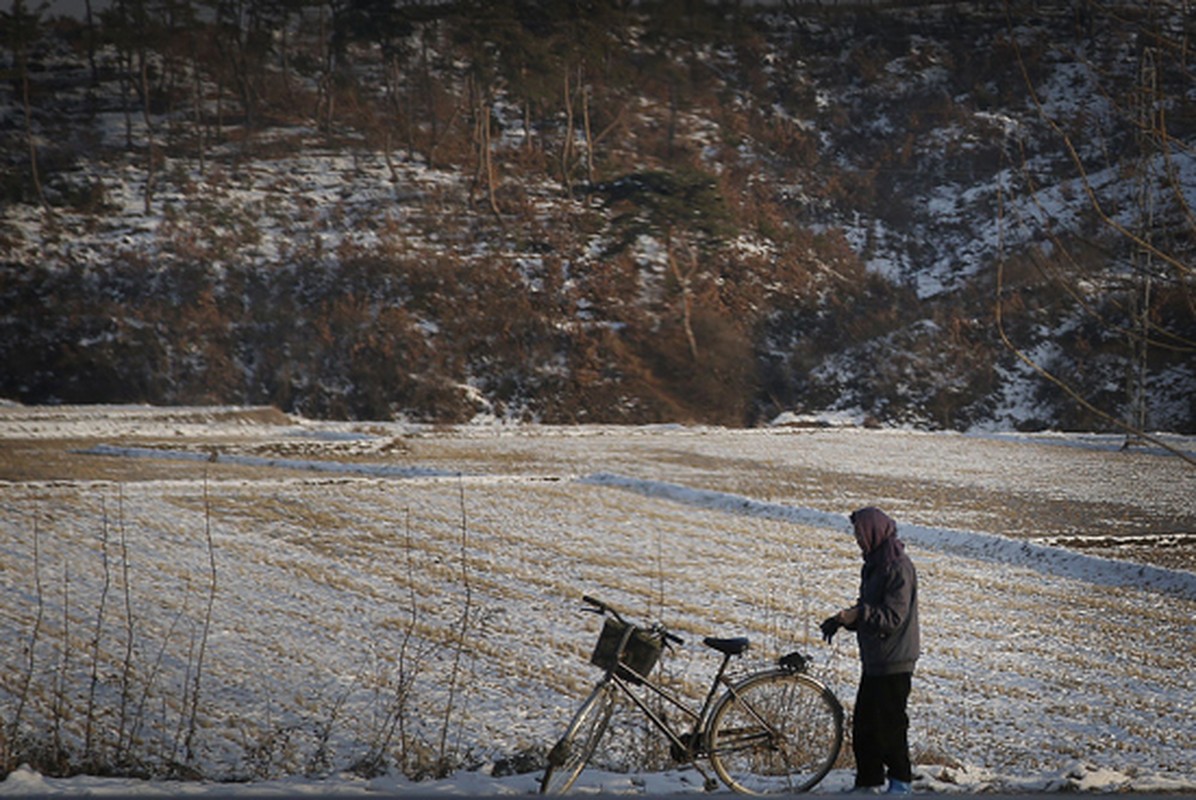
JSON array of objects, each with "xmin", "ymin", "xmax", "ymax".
[
  {"xmin": 708, "ymin": 671, "xmax": 843, "ymax": 795},
  {"xmin": 540, "ymin": 683, "xmax": 614, "ymax": 795},
  {"xmin": 542, "ymin": 599, "xmax": 843, "ymax": 796},
  {"xmin": 709, "ymin": 725, "xmax": 771, "ymax": 752}
]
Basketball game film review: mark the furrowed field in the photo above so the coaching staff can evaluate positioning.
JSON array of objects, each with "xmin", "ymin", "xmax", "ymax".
[{"xmin": 1, "ymin": 405, "xmax": 1193, "ymax": 795}]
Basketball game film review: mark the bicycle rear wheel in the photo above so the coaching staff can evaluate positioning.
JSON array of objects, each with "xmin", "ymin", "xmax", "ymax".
[
  {"xmin": 540, "ymin": 682, "xmax": 616, "ymax": 794},
  {"xmin": 707, "ymin": 670, "xmax": 843, "ymax": 794}
]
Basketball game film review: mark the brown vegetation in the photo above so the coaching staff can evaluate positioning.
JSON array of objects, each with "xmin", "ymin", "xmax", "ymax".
[{"xmin": 1, "ymin": 2, "xmax": 1193, "ymax": 431}]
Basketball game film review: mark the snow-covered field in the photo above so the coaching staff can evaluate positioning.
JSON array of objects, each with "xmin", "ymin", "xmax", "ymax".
[{"xmin": 1, "ymin": 405, "xmax": 1194, "ymax": 796}]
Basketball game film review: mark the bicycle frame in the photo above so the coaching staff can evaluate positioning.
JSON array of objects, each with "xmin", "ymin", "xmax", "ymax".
[
  {"xmin": 582, "ymin": 595, "xmax": 798, "ymax": 766},
  {"xmin": 543, "ymin": 597, "xmax": 845, "ymax": 796},
  {"xmin": 599, "ymin": 640, "xmax": 742, "ymax": 763}
]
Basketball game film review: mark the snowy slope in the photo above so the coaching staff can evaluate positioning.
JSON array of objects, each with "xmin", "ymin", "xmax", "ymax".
[{"xmin": 3, "ymin": 5, "xmax": 1194, "ymax": 431}]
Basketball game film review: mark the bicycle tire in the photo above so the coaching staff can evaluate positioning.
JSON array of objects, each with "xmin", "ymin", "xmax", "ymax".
[
  {"xmin": 540, "ymin": 682, "xmax": 615, "ymax": 794},
  {"xmin": 706, "ymin": 670, "xmax": 843, "ymax": 795}
]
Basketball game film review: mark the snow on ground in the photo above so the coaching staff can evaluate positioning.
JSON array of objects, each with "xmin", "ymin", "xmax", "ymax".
[{"xmin": 0, "ymin": 405, "xmax": 1194, "ymax": 795}]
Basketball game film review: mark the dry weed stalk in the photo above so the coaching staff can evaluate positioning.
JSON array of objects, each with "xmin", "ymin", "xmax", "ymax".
[
  {"xmin": 51, "ymin": 561, "xmax": 71, "ymax": 770},
  {"xmin": 435, "ymin": 477, "xmax": 474, "ymax": 777},
  {"xmin": 27, "ymin": 479, "xmax": 223, "ymax": 778},
  {"xmin": 140, "ymin": 603, "xmax": 187, "ymax": 769},
  {"xmin": 7, "ymin": 509, "xmax": 45, "ymax": 771},
  {"xmin": 352, "ymin": 507, "xmax": 429, "ymax": 778},
  {"xmin": 83, "ymin": 494, "xmax": 112, "ymax": 766},
  {"xmin": 115, "ymin": 484, "xmax": 136, "ymax": 766},
  {"xmin": 183, "ymin": 471, "xmax": 219, "ymax": 768}
]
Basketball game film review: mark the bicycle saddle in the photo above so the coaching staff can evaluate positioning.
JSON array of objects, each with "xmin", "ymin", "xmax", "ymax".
[{"xmin": 703, "ymin": 636, "xmax": 750, "ymax": 655}]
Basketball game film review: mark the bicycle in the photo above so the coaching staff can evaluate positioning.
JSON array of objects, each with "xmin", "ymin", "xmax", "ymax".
[{"xmin": 541, "ymin": 595, "xmax": 844, "ymax": 795}]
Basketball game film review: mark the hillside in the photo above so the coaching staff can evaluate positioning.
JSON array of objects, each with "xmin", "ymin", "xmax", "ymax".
[{"xmin": 2, "ymin": 1, "xmax": 1195, "ymax": 431}]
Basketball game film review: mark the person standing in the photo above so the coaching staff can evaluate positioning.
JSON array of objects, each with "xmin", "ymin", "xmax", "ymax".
[{"xmin": 821, "ymin": 507, "xmax": 920, "ymax": 795}]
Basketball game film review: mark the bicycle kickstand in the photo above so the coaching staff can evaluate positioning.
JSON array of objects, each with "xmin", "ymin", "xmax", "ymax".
[{"xmin": 691, "ymin": 760, "xmax": 719, "ymax": 792}]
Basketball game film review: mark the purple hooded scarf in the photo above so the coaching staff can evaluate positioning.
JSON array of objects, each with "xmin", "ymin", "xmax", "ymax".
[{"xmin": 850, "ymin": 506, "xmax": 905, "ymax": 570}]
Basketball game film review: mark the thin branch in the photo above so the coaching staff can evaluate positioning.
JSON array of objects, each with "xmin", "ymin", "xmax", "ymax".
[
  {"xmin": 9, "ymin": 509, "xmax": 46, "ymax": 760},
  {"xmin": 84, "ymin": 494, "xmax": 112, "ymax": 764},
  {"xmin": 996, "ymin": 175, "xmax": 1195, "ymax": 467},
  {"xmin": 437, "ymin": 475, "xmax": 473, "ymax": 776},
  {"xmin": 1006, "ymin": 2, "xmax": 1193, "ymax": 281},
  {"xmin": 116, "ymin": 484, "xmax": 136, "ymax": 765},
  {"xmin": 184, "ymin": 469, "xmax": 219, "ymax": 768}
]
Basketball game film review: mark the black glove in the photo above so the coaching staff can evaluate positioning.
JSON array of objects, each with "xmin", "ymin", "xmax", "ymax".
[{"xmin": 820, "ymin": 615, "xmax": 841, "ymax": 644}]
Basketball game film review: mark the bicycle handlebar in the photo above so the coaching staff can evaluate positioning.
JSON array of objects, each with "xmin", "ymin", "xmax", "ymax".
[
  {"xmin": 581, "ymin": 594, "xmax": 618, "ymax": 619},
  {"xmin": 581, "ymin": 594, "xmax": 684, "ymax": 645}
]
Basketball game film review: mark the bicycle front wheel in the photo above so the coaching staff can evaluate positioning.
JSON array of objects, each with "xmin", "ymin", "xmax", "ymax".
[
  {"xmin": 540, "ymin": 682, "xmax": 615, "ymax": 794},
  {"xmin": 707, "ymin": 670, "xmax": 843, "ymax": 795}
]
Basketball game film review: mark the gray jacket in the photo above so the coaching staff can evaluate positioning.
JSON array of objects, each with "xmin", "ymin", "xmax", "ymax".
[{"xmin": 850, "ymin": 552, "xmax": 920, "ymax": 676}]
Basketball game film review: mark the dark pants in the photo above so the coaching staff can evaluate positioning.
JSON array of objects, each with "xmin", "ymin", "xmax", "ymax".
[{"xmin": 852, "ymin": 672, "xmax": 913, "ymax": 788}]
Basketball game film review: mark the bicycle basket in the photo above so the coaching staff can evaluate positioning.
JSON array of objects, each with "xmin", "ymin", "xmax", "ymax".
[{"xmin": 590, "ymin": 618, "xmax": 662, "ymax": 681}]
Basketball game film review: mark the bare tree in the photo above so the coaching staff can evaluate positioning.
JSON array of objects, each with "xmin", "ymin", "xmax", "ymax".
[
  {"xmin": 595, "ymin": 169, "xmax": 733, "ymax": 361},
  {"xmin": 999, "ymin": 0, "xmax": 1195, "ymax": 462},
  {"xmin": 6, "ymin": 0, "xmax": 51, "ymax": 215}
]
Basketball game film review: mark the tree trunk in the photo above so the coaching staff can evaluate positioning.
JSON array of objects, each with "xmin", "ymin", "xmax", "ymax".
[
  {"xmin": 560, "ymin": 68, "xmax": 574, "ymax": 199},
  {"xmin": 21, "ymin": 58, "xmax": 48, "ymax": 213},
  {"xmin": 582, "ymin": 79, "xmax": 594, "ymax": 185},
  {"xmin": 482, "ymin": 96, "xmax": 500, "ymax": 218},
  {"xmin": 467, "ymin": 75, "xmax": 500, "ymax": 217},
  {"xmin": 667, "ymin": 234, "xmax": 699, "ymax": 362},
  {"xmin": 191, "ymin": 29, "xmax": 205, "ymax": 175},
  {"xmin": 83, "ymin": 0, "xmax": 98, "ymax": 88},
  {"xmin": 140, "ymin": 53, "xmax": 156, "ymax": 214}
]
